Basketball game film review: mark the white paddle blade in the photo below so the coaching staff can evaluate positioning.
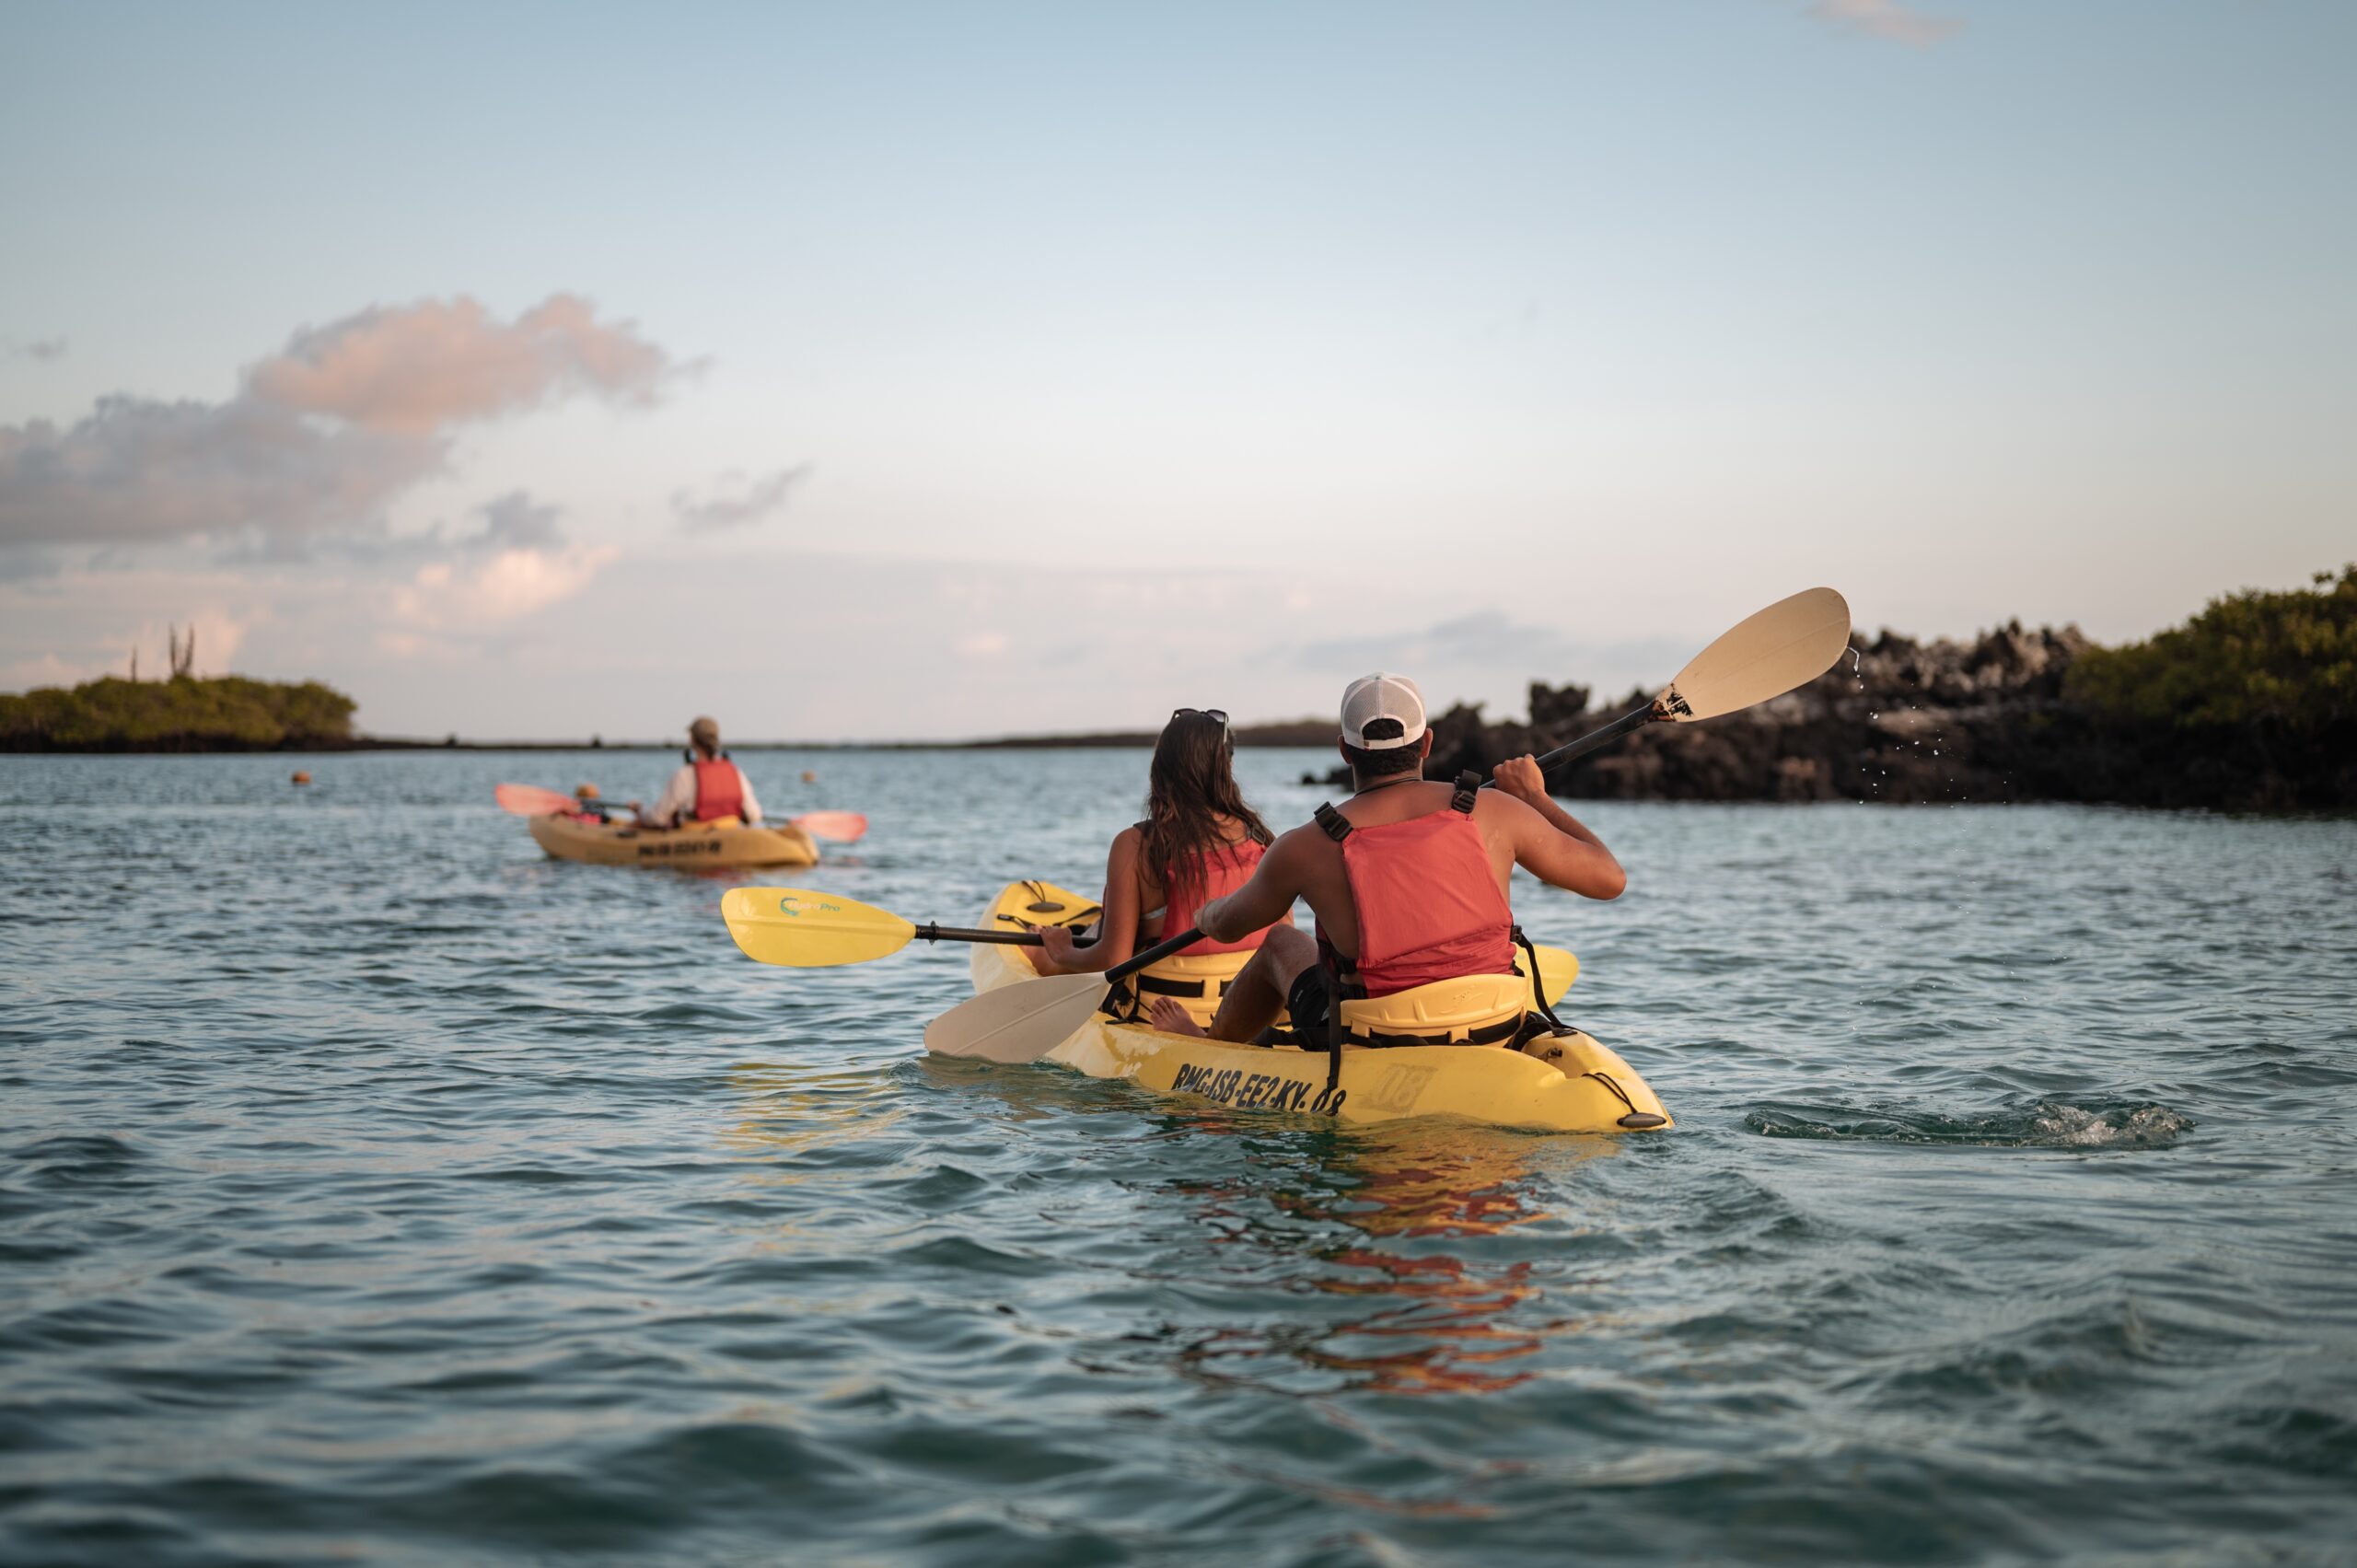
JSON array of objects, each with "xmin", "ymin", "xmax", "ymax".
[
  {"xmin": 1659, "ymin": 587, "xmax": 1852, "ymax": 722},
  {"xmin": 923, "ymin": 974, "xmax": 1111, "ymax": 1063}
]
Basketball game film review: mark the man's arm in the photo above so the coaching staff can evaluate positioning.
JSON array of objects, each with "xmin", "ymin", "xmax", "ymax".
[
  {"xmin": 1491, "ymin": 756, "xmax": 1626, "ymax": 900},
  {"xmin": 1195, "ymin": 828, "xmax": 1315, "ymax": 944}
]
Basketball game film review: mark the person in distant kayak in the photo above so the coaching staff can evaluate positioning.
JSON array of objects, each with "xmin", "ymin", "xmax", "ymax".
[
  {"xmin": 1028, "ymin": 708, "xmax": 1294, "ymax": 1020},
  {"xmin": 1151, "ymin": 673, "xmax": 1623, "ymax": 1044},
  {"xmin": 629, "ymin": 716, "xmax": 764, "ymax": 828}
]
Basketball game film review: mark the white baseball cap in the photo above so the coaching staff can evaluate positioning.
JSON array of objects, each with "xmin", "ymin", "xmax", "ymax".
[{"xmin": 1340, "ymin": 672, "xmax": 1427, "ymax": 749}]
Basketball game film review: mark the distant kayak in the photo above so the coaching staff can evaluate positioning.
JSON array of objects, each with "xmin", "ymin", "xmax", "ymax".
[
  {"xmin": 968, "ymin": 880, "xmax": 1670, "ymax": 1133},
  {"xmin": 528, "ymin": 812, "xmax": 819, "ymax": 869}
]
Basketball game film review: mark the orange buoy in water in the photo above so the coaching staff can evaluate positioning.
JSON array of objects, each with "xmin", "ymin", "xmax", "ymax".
[
  {"xmin": 801, "ymin": 771, "xmax": 817, "ymax": 784},
  {"xmin": 291, "ymin": 771, "xmax": 312, "ymax": 785}
]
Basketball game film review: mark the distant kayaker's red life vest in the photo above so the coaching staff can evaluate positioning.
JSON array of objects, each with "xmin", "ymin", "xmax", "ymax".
[
  {"xmin": 1337, "ymin": 804, "xmax": 1515, "ymax": 995},
  {"xmin": 1157, "ymin": 840, "xmax": 1271, "ymax": 956},
  {"xmin": 691, "ymin": 758, "xmax": 745, "ymax": 822}
]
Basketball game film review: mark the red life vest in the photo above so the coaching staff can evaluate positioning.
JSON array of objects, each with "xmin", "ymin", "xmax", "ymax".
[
  {"xmin": 1156, "ymin": 839, "xmax": 1271, "ymax": 956},
  {"xmin": 691, "ymin": 757, "xmax": 745, "ymax": 822},
  {"xmin": 1318, "ymin": 775, "xmax": 1515, "ymax": 996}
]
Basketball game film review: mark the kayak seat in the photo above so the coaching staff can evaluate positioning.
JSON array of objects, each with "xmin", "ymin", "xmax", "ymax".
[
  {"xmin": 1337, "ymin": 972, "xmax": 1528, "ymax": 1048},
  {"xmin": 1110, "ymin": 950, "xmax": 1259, "ymax": 1031}
]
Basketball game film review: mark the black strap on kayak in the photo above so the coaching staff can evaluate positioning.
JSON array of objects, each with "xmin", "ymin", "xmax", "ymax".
[
  {"xmin": 1452, "ymin": 771, "xmax": 1482, "ymax": 812},
  {"xmin": 1322, "ymin": 966, "xmax": 1344, "ymax": 1092},
  {"xmin": 1585, "ymin": 1070, "xmax": 1635, "ymax": 1113},
  {"xmin": 1513, "ymin": 925, "xmax": 1568, "ymax": 1035},
  {"xmin": 1314, "ymin": 802, "xmax": 1351, "ymax": 842}
]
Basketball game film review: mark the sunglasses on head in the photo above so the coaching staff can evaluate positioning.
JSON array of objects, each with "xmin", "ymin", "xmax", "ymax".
[{"xmin": 1173, "ymin": 707, "xmax": 1229, "ymax": 725}]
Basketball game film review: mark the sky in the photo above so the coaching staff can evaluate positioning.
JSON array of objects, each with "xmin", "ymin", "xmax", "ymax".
[{"xmin": 2, "ymin": 0, "xmax": 2351, "ymax": 740}]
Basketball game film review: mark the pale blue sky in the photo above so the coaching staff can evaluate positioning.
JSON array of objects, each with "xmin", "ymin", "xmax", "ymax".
[{"xmin": 3, "ymin": 1, "xmax": 2351, "ymax": 738}]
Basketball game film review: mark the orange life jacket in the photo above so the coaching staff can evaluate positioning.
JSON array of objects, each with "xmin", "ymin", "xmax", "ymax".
[
  {"xmin": 1314, "ymin": 772, "xmax": 1515, "ymax": 996},
  {"xmin": 691, "ymin": 757, "xmax": 745, "ymax": 822},
  {"xmin": 1156, "ymin": 839, "xmax": 1271, "ymax": 956}
]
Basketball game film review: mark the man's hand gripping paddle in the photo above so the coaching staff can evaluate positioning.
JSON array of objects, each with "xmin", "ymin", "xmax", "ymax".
[{"xmin": 919, "ymin": 587, "xmax": 1852, "ymax": 1063}]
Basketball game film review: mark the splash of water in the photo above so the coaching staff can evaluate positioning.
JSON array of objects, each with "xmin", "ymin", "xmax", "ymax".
[{"xmin": 1744, "ymin": 1098, "xmax": 2194, "ymax": 1149}]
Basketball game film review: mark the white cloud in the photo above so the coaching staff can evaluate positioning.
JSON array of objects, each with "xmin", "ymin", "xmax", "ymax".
[
  {"xmin": 958, "ymin": 630, "xmax": 1011, "ymax": 658},
  {"xmin": 390, "ymin": 543, "xmax": 620, "ymax": 632},
  {"xmin": 0, "ymin": 295, "xmax": 679, "ymax": 554},
  {"xmin": 1805, "ymin": 0, "xmax": 1963, "ymax": 48},
  {"xmin": 672, "ymin": 465, "xmax": 808, "ymax": 534}
]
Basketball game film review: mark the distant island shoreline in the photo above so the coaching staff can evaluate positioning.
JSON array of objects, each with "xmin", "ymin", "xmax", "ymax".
[{"xmin": 6, "ymin": 567, "xmax": 2350, "ymax": 808}]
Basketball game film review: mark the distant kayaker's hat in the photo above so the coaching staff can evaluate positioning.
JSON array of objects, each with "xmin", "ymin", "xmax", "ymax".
[
  {"xmin": 688, "ymin": 715, "xmax": 720, "ymax": 749},
  {"xmin": 575, "ymin": 783, "xmax": 601, "ymax": 800},
  {"xmin": 1340, "ymin": 673, "xmax": 1426, "ymax": 750}
]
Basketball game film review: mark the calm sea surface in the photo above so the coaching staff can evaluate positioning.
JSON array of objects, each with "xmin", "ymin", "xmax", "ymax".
[{"xmin": 3, "ymin": 749, "xmax": 2353, "ymax": 1565}]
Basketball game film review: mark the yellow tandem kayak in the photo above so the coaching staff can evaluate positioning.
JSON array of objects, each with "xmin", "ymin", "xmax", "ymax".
[
  {"xmin": 968, "ymin": 880, "xmax": 1672, "ymax": 1134},
  {"xmin": 528, "ymin": 813, "xmax": 820, "ymax": 869}
]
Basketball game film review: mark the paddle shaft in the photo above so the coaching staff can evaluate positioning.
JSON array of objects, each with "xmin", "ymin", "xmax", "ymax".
[
  {"xmin": 905, "ymin": 923, "xmax": 1201, "ymax": 975},
  {"xmin": 1476, "ymin": 702, "xmax": 1661, "ymax": 790},
  {"xmin": 912, "ymin": 923, "xmax": 1063, "ymax": 948}
]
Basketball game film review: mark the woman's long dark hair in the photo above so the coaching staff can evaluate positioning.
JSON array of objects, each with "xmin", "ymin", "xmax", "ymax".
[{"xmin": 1141, "ymin": 710, "xmax": 1273, "ymax": 894}]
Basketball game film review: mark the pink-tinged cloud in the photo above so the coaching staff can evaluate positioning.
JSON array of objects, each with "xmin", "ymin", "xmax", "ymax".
[
  {"xmin": 385, "ymin": 489, "xmax": 617, "ymax": 635},
  {"xmin": 1807, "ymin": 0, "xmax": 1962, "ymax": 48},
  {"xmin": 0, "ymin": 295, "xmax": 678, "ymax": 552},
  {"xmin": 246, "ymin": 295, "xmax": 674, "ymax": 435}
]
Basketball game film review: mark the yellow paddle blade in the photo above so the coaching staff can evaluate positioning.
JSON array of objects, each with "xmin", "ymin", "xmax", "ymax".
[
  {"xmin": 721, "ymin": 887, "xmax": 917, "ymax": 968},
  {"xmin": 1661, "ymin": 587, "xmax": 1852, "ymax": 722},
  {"xmin": 1517, "ymin": 944, "xmax": 1579, "ymax": 1006},
  {"xmin": 923, "ymin": 974, "xmax": 1110, "ymax": 1063}
]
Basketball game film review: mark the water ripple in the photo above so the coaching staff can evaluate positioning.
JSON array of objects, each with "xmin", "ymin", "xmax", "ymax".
[{"xmin": 3, "ymin": 754, "xmax": 2355, "ymax": 1563}]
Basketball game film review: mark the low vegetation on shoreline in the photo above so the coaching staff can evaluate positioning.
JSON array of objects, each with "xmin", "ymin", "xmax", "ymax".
[
  {"xmin": 6, "ymin": 569, "xmax": 2349, "ymax": 806},
  {"xmin": 0, "ymin": 676, "xmax": 356, "ymax": 752}
]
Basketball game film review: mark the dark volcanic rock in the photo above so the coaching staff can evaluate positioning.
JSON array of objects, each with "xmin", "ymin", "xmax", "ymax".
[{"xmin": 1312, "ymin": 620, "xmax": 2346, "ymax": 808}]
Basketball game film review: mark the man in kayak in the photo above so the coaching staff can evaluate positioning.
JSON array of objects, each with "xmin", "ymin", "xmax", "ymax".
[
  {"xmin": 1151, "ymin": 672, "xmax": 1624, "ymax": 1044},
  {"xmin": 628, "ymin": 715, "xmax": 765, "ymax": 829}
]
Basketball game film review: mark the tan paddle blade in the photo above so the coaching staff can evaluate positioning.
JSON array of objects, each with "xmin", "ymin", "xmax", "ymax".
[
  {"xmin": 721, "ymin": 887, "xmax": 917, "ymax": 968},
  {"xmin": 923, "ymin": 973, "xmax": 1111, "ymax": 1063},
  {"xmin": 495, "ymin": 783, "xmax": 576, "ymax": 816},
  {"xmin": 1659, "ymin": 587, "xmax": 1852, "ymax": 722}
]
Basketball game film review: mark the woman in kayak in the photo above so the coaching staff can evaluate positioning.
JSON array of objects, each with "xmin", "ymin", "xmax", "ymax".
[{"xmin": 1029, "ymin": 708, "xmax": 1293, "ymax": 1017}]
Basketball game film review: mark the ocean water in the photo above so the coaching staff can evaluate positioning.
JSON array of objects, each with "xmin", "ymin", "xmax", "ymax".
[{"xmin": 2, "ymin": 749, "xmax": 2352, "ymax": 1566}]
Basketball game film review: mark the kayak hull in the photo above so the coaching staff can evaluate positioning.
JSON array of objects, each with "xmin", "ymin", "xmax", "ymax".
[
  {"xmin": 969, "ymin": 880, "xmax": 1670, "ymax": 1134},
  {"xmin": 528, "ymin": 813, "xmax": 819, "ymax": 869}
]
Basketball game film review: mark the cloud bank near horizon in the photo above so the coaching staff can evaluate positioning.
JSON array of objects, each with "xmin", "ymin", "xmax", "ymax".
[{"xmin": 0, "ymin": 295, "xmax": 678, "ymax": 556}]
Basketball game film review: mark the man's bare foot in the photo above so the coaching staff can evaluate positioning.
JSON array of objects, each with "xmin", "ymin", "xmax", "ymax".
[{"xmin": 1148, "ymin": 998, "xmax": 1208, "ymax": 1037}]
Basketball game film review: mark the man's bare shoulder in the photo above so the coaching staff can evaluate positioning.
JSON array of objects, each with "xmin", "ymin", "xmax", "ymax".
[{"xmin": 1267, "ymin": 819, "xmax": 1329, "ymax": 858}]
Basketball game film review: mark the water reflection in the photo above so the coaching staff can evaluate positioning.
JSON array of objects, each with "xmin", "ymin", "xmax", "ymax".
[{"xmin": 1163, "ymin": 1126, "xmax": 1617, "ymax": 1396}]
